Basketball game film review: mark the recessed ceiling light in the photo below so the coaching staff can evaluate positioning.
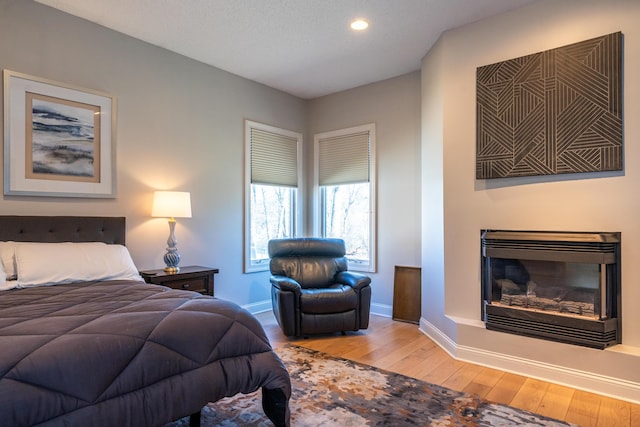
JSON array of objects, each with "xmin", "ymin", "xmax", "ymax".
[{"xmin": 350, "ymin": 19, "xmax": 369, "ymax": 31}]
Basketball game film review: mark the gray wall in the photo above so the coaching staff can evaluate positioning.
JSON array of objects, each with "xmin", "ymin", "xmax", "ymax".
[
  {"xmin": 0, "ymin": 0, "xmax": 307, "ymax": 305},
  {"xmin": 0, "ymin": 1, "xmax": 423, "ymax": 315}
]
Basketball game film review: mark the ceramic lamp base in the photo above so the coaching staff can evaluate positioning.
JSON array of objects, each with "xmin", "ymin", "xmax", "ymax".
[{"xmin": 163, "ymin": 218, "xmax": 182, "ymax": 272}]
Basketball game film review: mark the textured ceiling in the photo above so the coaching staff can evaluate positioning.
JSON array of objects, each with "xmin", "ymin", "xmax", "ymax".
[{"xmin": 35, "ymin": 0, "xmax": 539, "ymax": 99}]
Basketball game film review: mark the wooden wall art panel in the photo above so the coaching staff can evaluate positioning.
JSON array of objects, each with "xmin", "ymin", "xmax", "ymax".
[{"xmin": 476, "ymin": 32, "xmax": 623, "ymax": 179}]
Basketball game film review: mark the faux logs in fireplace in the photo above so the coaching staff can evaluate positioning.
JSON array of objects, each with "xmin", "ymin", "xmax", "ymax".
[{"xmin": 481, "ymin": 230, "xmax": 621, "ymax": 349}]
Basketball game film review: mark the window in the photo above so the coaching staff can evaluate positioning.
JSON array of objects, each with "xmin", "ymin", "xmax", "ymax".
[
  {"xmin": 245, "ymin": 120, "xmax": 302, "ymax": 272},
  {"xmin": 314, "ymin": 124, "xmax": 376, "ymax": 272}
]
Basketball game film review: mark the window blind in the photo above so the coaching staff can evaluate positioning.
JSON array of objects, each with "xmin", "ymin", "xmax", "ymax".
[
  {"xmin": 318, "ymin": 131, "xmax": 370, "ymax": 186},
  {"xmin": 251, "ymin": 127, "xmax": 298, "ymax": 187}
]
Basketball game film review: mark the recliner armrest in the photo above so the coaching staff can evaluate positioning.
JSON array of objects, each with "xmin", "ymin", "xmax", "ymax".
[
  {"xmin": 270, "ymin": 275, "xmax": 302, "ymax": 293},
  {"xmin": 335, "ymin": 271, "xmax": 371, "ymax": 291}
]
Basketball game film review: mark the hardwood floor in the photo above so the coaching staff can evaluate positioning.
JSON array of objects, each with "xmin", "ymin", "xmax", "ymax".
[{"xmin": 258, "ymin": 312, "xmax": 640, "ymax": 426}]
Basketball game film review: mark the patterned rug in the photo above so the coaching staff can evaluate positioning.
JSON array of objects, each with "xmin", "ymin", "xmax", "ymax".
[{"xmin": 169, "ymin": 345, "xmax": 576, "ymax": 426}]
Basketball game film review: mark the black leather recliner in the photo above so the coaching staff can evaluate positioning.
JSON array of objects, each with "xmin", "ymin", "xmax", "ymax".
[{"xmin": 269, "ymin": 238, "xmax": 372, "ymax": 337}]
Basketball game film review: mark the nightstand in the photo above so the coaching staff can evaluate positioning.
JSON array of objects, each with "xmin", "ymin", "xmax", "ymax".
[{"xmin": 140, "ymin": 266, "xmax": 219, "ymax": 296}]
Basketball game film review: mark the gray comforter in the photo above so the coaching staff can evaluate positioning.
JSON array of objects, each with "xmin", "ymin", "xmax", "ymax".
[{"xmin": 0, "ymin": 280, "xmax": 290, "ymax": 426}]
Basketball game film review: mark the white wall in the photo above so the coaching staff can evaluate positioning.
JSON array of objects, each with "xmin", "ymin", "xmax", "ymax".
[
  {"xmin": 421, "ymin": 0, "xmax": 640, "ymax": 402},
  {"xmin": 0, "ymin": 0, "xmax": 307, "ymax": 305},
  {"xmin": 308, "ymin": 72, "xmax": 422, "ymax": 314},
  {"xmin": 421, "ymin": 33, "xmax": 458, "ymax": 341}
]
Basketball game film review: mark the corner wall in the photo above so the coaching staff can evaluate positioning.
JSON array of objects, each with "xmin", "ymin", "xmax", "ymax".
[
  {"xmin": 421, "ymin": 0, "xmax": 640, "ymax": 402},
  {"xmin": 308, "ymin": 72, "xmax": 423, "ymax": 314}
]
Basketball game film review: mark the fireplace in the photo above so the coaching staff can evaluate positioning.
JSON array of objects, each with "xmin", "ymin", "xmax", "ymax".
[{"xmin": 481, "ymin": 230, "xmax": 621, "ymax": 349}]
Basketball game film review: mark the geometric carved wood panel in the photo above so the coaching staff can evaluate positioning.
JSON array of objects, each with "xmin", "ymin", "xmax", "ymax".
[{"xmin": 476, "ymin": 32, "xmax": 623, "ymax": 179}]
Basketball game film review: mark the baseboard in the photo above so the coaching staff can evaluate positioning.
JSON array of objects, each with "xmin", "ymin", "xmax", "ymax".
[
  {"xmin": 419, "ymin": 317, "xmax": 457, "ymax": 357},
  {"xmin": 244, "ymin": 300, "xmax": 393, "ymax": 318},
  {"xmin": 419, "ymin": 317, "xmax": 640, "ymax": 404},
  {"xmin": 242, "ymin": 300, "xmax": 272, "ymax": 314},
  {"xmin": 371, "ymin": 302, "xmax": 392, "ymax": 318}
]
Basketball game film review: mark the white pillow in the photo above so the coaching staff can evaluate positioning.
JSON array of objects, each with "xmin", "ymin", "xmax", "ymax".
[
  {"xmin": 0, "ymin": 241, "xmax": 18, "ymax": 280},
  {"xmin": 0, "ymin": 260, "xmax": 17, "ymax": 291},
  {"xmin": 0, "ymin": 260, "xmax": 7, "ymax": 289},
  {"xmin": 15, "ymin": 242, "xmax": 143, "ymax": 288},
  {"xmin": 0, "ymin": 280, "xmax": 18, "ymax": 291}
]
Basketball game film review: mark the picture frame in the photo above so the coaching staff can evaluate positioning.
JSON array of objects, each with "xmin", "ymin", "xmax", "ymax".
[{"xmin": 3, "ymin": 70, "xmax": 116, "ymax": 197}]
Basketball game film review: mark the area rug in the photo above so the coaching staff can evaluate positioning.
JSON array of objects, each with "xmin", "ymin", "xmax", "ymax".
[{"xmin": 168, "ymin": 344, "xmax": 576, "ymax": 426}]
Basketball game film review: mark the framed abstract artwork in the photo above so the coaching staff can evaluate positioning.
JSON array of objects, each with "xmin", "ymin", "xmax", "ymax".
[
  {"xmin": 476, "ymin": 32, "xmax": 623, "ymax": 179},
  {"xmin": 3, "ymin": 70, "xmax": 116, "ymax": 197}
]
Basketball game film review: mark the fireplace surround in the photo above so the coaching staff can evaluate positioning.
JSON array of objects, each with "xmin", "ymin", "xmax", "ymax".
[{"xmin": 481, "ymin": 230, "xmax": 621, "ymax": 349}]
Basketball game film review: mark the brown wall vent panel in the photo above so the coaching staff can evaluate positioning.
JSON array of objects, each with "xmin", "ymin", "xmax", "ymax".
[{"xmin": 392, "ymin": 266, "xmax": 421, "ymax": 324}]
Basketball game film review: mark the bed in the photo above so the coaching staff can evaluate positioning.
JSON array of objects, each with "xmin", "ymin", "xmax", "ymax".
[{"xmin": 0, "ymin": 216, "xmax": 290, "ymax": 426}]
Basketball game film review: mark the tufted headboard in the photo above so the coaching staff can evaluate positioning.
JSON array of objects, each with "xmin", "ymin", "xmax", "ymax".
[{"xmin": 0, "ymin": 216, "xmax": 126, "ymax": 245}]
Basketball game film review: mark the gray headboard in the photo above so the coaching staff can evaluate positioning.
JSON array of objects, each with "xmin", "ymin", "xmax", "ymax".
[{"xmin": 0, "ymin": 216, "xmax": 126, "ymax": 245}]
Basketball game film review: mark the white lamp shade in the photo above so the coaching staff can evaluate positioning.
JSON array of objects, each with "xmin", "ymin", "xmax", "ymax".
[{"xmin": 151, "ymin": 191, "xmax": 192, "ymax": 218}]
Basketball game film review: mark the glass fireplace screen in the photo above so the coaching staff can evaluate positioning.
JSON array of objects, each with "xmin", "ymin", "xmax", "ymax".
[{"xmin": 488, "ymin": 258, "xmax": 606, "ymax": 320}]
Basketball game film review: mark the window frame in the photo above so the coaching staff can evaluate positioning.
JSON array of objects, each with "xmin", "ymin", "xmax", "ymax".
[
  {"xmin": 244, "ymin": 120, "xmax": 302, "ymax": 273},
  {"xmin": 313, "ymin": 123, "xmax": 377, "ymax": 272}
]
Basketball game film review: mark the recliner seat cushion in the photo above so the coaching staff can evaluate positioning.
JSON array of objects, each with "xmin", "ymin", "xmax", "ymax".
[{"xmin": 300, "ymin": 285, "xmax": 357, "ymax": 314}]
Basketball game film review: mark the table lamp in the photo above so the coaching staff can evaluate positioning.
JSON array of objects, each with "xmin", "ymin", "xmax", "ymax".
[{"xmin": 151, "ymin": 191, "xmax": 192, "ymax": 272}]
